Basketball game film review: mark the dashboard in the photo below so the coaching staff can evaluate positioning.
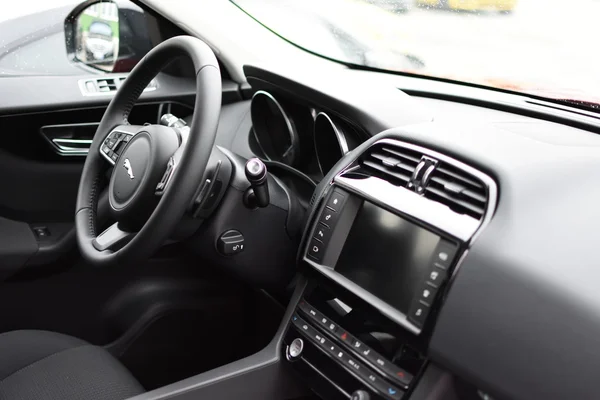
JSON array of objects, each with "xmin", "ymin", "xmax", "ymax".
[{"xmin": 209, "ymin": 63, "xmax": 600, "ymax": 400}]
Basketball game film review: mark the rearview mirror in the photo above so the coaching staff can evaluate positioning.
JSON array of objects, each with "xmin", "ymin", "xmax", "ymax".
[{"xmin": 65, "ymin": 0, "xmax": 153, "ymax": 73}]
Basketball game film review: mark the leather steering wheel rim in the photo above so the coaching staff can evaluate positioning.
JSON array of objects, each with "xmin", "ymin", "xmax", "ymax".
[{"xmin": 75, "ymin": 36, "xmax": 222, "ymax": 266}]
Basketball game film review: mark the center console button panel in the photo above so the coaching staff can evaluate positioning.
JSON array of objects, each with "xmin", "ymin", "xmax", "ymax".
[
  {"xmin": 326, "ymin": 191, "xmax": 346, "ymax": 212},
  {"xmin": 319, "ymin": 207, "xmax": 340, "ymax": 228},
  {"xmin": 406, "ymin": 239, "xmax": 458, "ymax": 328},
  {"xmin": 307, "ymin": 189, "xmax": 349, "ymax": 263},
  {"xmin": 297, "ymin": 300, "xmax": 412, "ymax": 393}
]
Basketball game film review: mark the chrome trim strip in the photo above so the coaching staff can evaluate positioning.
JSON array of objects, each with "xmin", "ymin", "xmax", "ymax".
[
  {"xmin": 335, "ymin": 175, "xmax": 480, "ymax": 242},
  {"xmin": 314, "ymin": 112, "xmax": 350, "ymax": 176},
  {"xmin": 316, "ymin": 112, "xmax": 349, "ymax": 154},
  {"xmin": 421, "ymin": 162, "xmax": 437, "ymax": 186},
  {"xmin": 50, "ymin": 138, "xmax": 92, "ymax": 155},
  {"xmin": 340, "ymin": 138, "xmax": 498, "ymax": 245},
  {"xmin": 304, "ymin": 257, "xmax": 421, "ymax": 335},
  {"xmin": 40, "ymin": 122, "xmax": 99, "ymax": 157},
  {"xmin": 251, "ymin": 90, "xmax": 298, "ymax": 163}
]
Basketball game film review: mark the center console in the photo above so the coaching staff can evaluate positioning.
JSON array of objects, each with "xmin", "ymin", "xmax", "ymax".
[{"xmin": 283, "ymin": 139, "xmax": 496, "ymax": 400}]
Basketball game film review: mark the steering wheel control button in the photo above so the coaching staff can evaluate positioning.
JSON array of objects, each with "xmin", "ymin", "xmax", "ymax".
[
  {"xmin": 407, "ymin": 302, "xmax": 429, "ymax": 328},
  {"xmin": 287, "ymin": 338, "xmax": 304, "ymax": 360},
  {"xmin": 307, "ymin": 238, "xmax": 324, "ymax": 262},
  {"xmin": 106, "ymin": 136, "xmax": 117, "ymax": 149},
  {"xmin": 155, "ymin": 158, "xmax": 175, "ymax": 195},
  {"xmin": 432, "ymin": 240, "xmax": 458, "ymax": 269},
  {"xmin": 351, "ymin": 390, "xmax": 371, "ymax": 400},
  {"xmin": 326, "ymin": 190, "xmax": 347, "ymax": 213},
  {"xmin": 217, "ymin": 230, "xmax": 245, "ymax": 256}
]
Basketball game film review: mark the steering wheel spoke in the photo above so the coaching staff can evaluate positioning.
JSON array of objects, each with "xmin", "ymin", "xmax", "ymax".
[
  {"xmin": 155, "ymin": 157, "xmax": 175, "ymax": 196},
  {"xmin": 99, "ymin": 125, "xmax": 143, "ymax": 165},
  {"xmin": 92, "ymin": 223, "xmax": 135, "ymax": 252}
]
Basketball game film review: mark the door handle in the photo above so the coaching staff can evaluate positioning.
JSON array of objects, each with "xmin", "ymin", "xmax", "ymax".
[
  {"xmin": 40, "ymin": 123, "xmax": 99, "ymax": 157},
  {"xmin": 51, "ymin": 138, "xmax": 93, "ymax": 155}
]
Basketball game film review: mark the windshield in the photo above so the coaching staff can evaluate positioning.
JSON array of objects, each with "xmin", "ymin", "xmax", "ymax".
[{"xmin": 232, "ymin": 0, "xmax": 600, "ymax": 108}]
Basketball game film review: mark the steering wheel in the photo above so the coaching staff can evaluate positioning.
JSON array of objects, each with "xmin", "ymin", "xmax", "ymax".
[{"xmin": 75, "ymin": 36, "xmax": 222, "ymax": 266}]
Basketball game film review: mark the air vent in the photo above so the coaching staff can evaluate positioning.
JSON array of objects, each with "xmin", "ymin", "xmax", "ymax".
[
  {"xmin": 360, "ymin": 143, "xmax": 422, "ymax": 186},
  {"xmin": 97, "ymin": 78, "xmax": 119, "ymax": 92},
  {"xmin": 425, "ymin": 163, "xmax": 487, "ymax": 220},
  {"xmin": 358, "ymin": 142, "xmax": 489, "ymax": 220}
]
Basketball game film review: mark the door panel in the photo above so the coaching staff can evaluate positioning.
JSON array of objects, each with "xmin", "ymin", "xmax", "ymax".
[{"xmin": 0, "ymin": 100, "xmax": 195, "ymax": 276}]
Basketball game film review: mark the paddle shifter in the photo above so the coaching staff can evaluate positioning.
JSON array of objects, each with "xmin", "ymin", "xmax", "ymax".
[{"xmin": 244, "ymin": 158, "xmax": 270, "ymax": 208}]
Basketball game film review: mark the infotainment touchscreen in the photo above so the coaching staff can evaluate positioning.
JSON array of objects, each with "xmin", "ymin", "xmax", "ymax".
[{"xmin": 335, "ymin": 201, "xmax": 441, "ymax": 314}]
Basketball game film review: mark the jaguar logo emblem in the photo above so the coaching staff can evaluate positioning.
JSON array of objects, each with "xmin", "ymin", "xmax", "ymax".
[{"xmin": 123, "ymin": 158, "xmax": 134, "ymax": 180}]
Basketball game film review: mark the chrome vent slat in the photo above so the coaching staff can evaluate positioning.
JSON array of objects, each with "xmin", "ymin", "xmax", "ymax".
[
  {"xmin": 425, "ymin": 185, "xmax": 486, "ymax": 217},
  {"xmin": 369, "ymin": 152, "xmax": 415, "ymax": 174},
  {"xmin": 435, "ymin": 165, "xmax": 484, "ymax": 190},
  {"xmin": 429, "ymin": 176, "xmax": 487, "ymax": 203},
  {"xmin": 426, "ymin": 162, "xmax": 488, "ymax": 219},
  {"xmin": 362, "ymin": 159, "xmax": 411, "ymax": 184},
  {"xmin": 360, "ymin": 143, "xmax": 420, "ymax": 185},
  {"xmin": 381, "ymin": 146, "xmax": 422, "ymax": 164}
]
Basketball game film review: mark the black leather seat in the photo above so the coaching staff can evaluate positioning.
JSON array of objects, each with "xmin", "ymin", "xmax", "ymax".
[{"xmin": 0, "ymin": 330, "xmax": 143, "ymax": 400}]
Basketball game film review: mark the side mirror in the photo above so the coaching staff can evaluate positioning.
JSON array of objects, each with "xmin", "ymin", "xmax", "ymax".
[{"xmin": 65, "ymin": 0, "xmax": 152, "ymax": 73}]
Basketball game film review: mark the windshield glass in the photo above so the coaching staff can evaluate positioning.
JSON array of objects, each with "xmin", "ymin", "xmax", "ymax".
[{"xmin": 232, "ymin": 0, "xmax": 600, "ymax": 108}]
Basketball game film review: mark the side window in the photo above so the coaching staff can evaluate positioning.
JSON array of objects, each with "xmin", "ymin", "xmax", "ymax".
[{"xmin": 0, "ymin": 0, "xmax": 153, "ymax": 77}]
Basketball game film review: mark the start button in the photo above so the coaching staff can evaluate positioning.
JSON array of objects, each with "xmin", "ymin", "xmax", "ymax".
[{"xmin": 287, "ymin": 338, "xmax": 304, "ymax": 360}]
